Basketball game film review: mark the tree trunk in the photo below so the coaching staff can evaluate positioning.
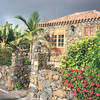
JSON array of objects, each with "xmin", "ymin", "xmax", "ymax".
[
  {"xmin": 29, "ymin": 44, "xmax": 32, "ymax": 61},
  {"xmin": 31, "ymin": 43, "xmax": 35, "ymax": 65}
]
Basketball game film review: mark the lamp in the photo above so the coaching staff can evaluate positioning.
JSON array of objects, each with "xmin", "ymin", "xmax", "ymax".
[{"xmin": 71, "ymin": 25, "xmax": 75, "ymax": 32}]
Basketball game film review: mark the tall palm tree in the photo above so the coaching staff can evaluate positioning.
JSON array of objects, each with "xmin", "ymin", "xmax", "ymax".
[{"xmin": 15, "ymin": 12, "xmax": 44, "ymax": 62}]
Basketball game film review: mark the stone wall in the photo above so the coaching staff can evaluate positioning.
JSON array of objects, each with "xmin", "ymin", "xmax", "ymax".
[
  {"xmin": 29, "ymin": 69, "xmax": 75, "ymax": 100},
  {"xmin": 0, "ymin": 66, "xmax": 31, "ymax": 90}
]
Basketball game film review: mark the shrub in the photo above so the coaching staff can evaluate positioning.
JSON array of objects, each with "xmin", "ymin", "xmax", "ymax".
[
  {"xmin": 23, "ymin": 58, "xmax": 31, "ymax": 65},
  {"xmin": 14, "ymin": 81, "xmax": 22, "ymax": 90},
  {"xmin": 59, "ymin": 65, "xmax": 100, "ymax": 100},
  {"xmin": 59, "ymin": 31, "xmax": 100, "ymax": 99},
  {"xmin": 60, "ymin": 31, "xmax": 100, "ymax": 69},
  {"xmin": 0, "ymin": 48, "xmax": 12, "ymax": 65}
]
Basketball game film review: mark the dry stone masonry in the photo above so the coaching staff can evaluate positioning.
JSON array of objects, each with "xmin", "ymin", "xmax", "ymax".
[
  {"xmin": 0, "ymin": 66, "xmax": 31, "ymax": 90},
  {"xmin": 29, "ymin": 69, "xmax": 75, "ymax": 100}
]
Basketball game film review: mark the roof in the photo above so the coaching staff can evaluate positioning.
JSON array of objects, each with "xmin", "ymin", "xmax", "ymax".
[{"xmin": 39, "ymin": 10, "xmax": 100, "ymax": 26}]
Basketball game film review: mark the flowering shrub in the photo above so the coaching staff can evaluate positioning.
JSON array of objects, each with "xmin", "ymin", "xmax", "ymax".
[
  {"xmin": 59, "ymin": 30, "xmax": 100, "ymax": 99},
  {"xmin": 60, "ymin": 30, "xmax": 100, "ymax": 69},
  {"xmin": 59, "ymin": 65, "xmax": 100, "ymax": 100}
]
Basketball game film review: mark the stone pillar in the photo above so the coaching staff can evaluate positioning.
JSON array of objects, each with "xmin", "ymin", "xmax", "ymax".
[
  {"xmin": 11, "ymin": 53, "xmax": 16, "ymax": 67},
  {"xmin": 31, "ymin": 52, "xmax": 39, "ymax": 72},
  {"xmin": 29, "ymin": 52, "xmax": 39, "ymax": 89}
]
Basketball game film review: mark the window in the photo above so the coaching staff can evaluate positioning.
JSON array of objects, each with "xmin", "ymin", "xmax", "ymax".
[
  {"xmin": 52, "ymin": 35, "xmax": 57, "ymax": 47},
  {"xmin": 50, "ymin": 28, "xmax": 65, "ymax": 47},
  {"xmin": 84, "ymin": 26, "xmax": 96, "ymax": 36},
  {"xmin": 58, "ymin": 35, "xmax": 64, "ymax": 47},
  {"xmin": 52, "ymin": 35, "xmax": 64, "ymax": 47}
]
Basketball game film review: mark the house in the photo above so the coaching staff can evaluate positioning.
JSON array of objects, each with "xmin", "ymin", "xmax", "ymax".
[{"xmin": 39, "ymin": 10, "xmax": 100, "ymax": 62}]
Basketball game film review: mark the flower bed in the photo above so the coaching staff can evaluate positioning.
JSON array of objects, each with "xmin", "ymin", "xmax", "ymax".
[{"xmin": 59, "ymin": 65, "xmax": 100, "ymax": 100}]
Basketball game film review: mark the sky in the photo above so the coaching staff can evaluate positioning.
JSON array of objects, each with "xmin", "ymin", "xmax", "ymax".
[{"xmin": 0, "ymin": 0, "xmax": 100, "ymax": 30}]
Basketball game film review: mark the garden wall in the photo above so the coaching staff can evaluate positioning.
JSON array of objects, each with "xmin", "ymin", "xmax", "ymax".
[
  {"xmin": 0, "ymin": 66, "xmax": 31, "ymax": 90},
  {"xmin": 29, "ymin": 69, "xmax": 74, "ymax": 100}
]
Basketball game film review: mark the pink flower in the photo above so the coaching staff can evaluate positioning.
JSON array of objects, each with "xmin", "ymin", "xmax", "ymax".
[
  {"xmin": 66, "ymin": 84, "xmax": 70, "ymax": 88},
  {"xmin": 60, "ymin": 69, "xmax": 63, "ymax": 72},
  {"xmin": 77, "ymin": 75, "xmax": 83, "ymax": 79},
  {"xmin": 72, "ymin": 69, "xmax": 74, "ymax": 71},
  {"xmin": 91, "ymin": 82, "xmax": 95, "ymax": 86},
  {"xmin": 69, "ymin": 83, "xmax": 73, "ymax": 87},
  {"xmin": 96, "ymin": 83, "xmax": 100, "ymax": 87},
  {"xmin": 83, "ymin": 89, "xmax": 86, "ymax": 92},
  {"xmin": 67, "ymin": 73, "xmax": 70, "ymax": 76},
  {"xmin": 84, "ymin": 80, "xmax": 87, "ymax": 83},
  {"xmin": 73, "ymin": 90, "xmax": 77, "ymax": 96},
  {"xmin": 90, "ymin": 91, "xmax": 93, "ymax": 95},
  {"xmin": 88, "ymin": 97, "xmax": 92, "ymax": 100},
  {"xmin": 62, "ymin": 84, "xmax": 65, "ymax": 87},
  {"xmin": 74, "ymin": 78, "xmax": 76, "ymax": 80},
  {"xmin": 84, "ymin": 94, "xmax": 87, "ymax": 97},
  {"xmin": 96, "ymin": 94, "xmax": 100, "ymax": 96},
  {"xmin": 98, "ymin": 73, "xmax": 100, "ymax": 76},
  {"xmin": 66, "ymin": 80, "xmax": 69, "ymax": 83},
  {"xmin": 83, "ymin": 84, "xmax": 86, "ymax": 87},
  {"xmin": 90, "ymin": 70, "xmax": 93, "ymax": 72},
  {"xmin": 84, "ymin": 89, "xmax": 88, "ymax": 93},
  {"xmin": 66, "ymin": 84, "xmax": 69, "ymax": 87},
  {"xmin": 62, "ymin": 75, "xmax": 64, "ymax": 78},
  {"xmin": 85, "ymin": 66, "xmax": 88, "ymax": 69},
  {"xmin": 73, "ymin": 75, "xmax": 76, "ymax": 78},
  {"xmin": 66, "ymin": 83, "xmax": 73, "ymax": 87},
  {"xmin": 77, "ymin": 88, "xmax": 80, "ymax": 91},
  {"xmin": 72, "ymin": 69, "xmax": 77, "ymax": 72},
  {"xmin": 86, "ymin": 86, "xmax": 89, "ymax": 88},
  {"xmin": 78, "ymin": 69, "xmax": 82, "ymax": 74}
]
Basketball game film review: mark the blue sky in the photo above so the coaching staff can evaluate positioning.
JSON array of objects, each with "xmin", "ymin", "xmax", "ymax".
[{"xmin": 0, "ymin": 0, "xmax": 100, "ymax": 30}]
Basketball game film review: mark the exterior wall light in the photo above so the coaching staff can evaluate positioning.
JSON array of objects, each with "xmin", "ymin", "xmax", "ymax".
[{"xmin": 71, "ymin": 25, "xmax": 75, "ymax": 32}]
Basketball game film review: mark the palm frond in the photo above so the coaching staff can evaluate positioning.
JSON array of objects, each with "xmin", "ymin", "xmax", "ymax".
[
  {"xmin": 15, "ymin": 16, "xmax": 31, "ymax": 31},
  {"xmin": 28, "ymin": 12, "xmax": 40, "ymax": 25}
]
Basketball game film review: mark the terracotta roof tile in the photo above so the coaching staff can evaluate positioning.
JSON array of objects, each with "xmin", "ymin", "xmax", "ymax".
[{"xmin": 40, "ymin": 10, "xmax": 100, "ymax": 26}]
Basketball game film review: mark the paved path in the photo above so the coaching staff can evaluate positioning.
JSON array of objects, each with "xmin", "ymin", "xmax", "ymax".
[
  {"xmin": 0, "ymin": 91, "xmax": 18, "ymax": 100},
  {"xmin": 0, "ymin": 89, "xmax": 18, "ymax": 100},
  {"xmin": 0, "ymin": 87, "xmax": 33, "ymax": 100}
]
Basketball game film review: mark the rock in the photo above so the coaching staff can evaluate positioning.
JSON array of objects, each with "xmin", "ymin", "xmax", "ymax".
[
  {"xmin": 45, "ymin": 87, "xmax": 53, "ymax": 96},
  {"xmin": 57, "ymin": 98, "xmax": 67, "ymax": 100},
  {"xmin": 53, "ymin": 75, "xmax": 59, "ymax": 80},
  {"xmin": 51, "ymin": 97, "xmax": 57, "ymax": 100},
  {"xmin": 66, "ymin": 91, "xmax": 74, "ymax": 100},
  {"xmin": 44, "ymin": 80, "xmax": 50, "ymax": 88},
  {"xmin": 48, "ymin": 71, "xmax": 53, "ymax": 79},
  {"xmin": 38, "ymin": 81, "xmax": 44, "ymax": 91},
  {"xmin": 40, "ymin": 87, "xmax": 53, "ymax": 100},
  {"xmin": 40, "ymin": 91, "xmax": 48, "ymax": 100},
  {"xmin": 53, "ymin": 89, "xmax": 66, "ymax": 97}
]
